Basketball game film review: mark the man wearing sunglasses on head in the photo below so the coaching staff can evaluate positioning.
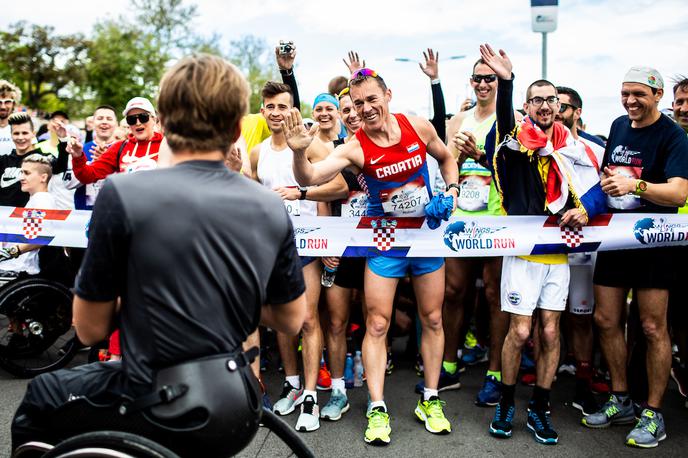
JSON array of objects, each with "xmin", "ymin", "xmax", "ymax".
[
  {"xmin": 477, "ymin": 44, "xmax": 606, "ymax": 446},
  {"xmin": 287, "ymin": 67, "xmax": 460, "ymax": 445},
  {"xmin": 68, "ymin": 97, "xmax": 163, "ymax": 182}
]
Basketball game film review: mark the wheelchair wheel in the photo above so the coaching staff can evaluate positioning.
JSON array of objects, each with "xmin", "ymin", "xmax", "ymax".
[
  {"xmin": 43, "ymin": 431, "xmax": 180, "ymax": 458},
  {"xmin": 0, "ymin": 278, "xmax": 78, "ymax": 378},
  {"xmin": 261, "ymin": 408, "xmax": 316, "ymax": 458}
]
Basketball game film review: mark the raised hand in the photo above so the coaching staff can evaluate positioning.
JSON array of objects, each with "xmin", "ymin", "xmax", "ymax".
[
  {"xmin": 275, "ymin": 43, "xmax": 296, "ymax": 70},
  {"xmin": 281, "ymin": 108, "xmax": 314, "ymax": 154},
  {"xmin": 479, "ymin": 43, "xmax": 512, "ymax": 80},
  {"xmin": 66, "ymin": 137, "xmax": 84, "ymax": 158},
  {"xmin": 419, "ymin": 48, "xmax": 439, "ymax": 80},
  {"xmin": 89, "ymin": 143, "xmax": 108, "ymax": 161},
  {"xmin": 54, "ymin": 119, "xmax": 68, "ymax": 139},
  {"xmin": 343, "ymin": 51, "xmax": 365, "ymax": 74}
]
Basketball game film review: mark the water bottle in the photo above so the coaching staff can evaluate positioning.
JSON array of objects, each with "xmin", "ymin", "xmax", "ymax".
[
  {"xmin": 321, "ymin": 265, "xmax": 337, "ymax": 288},
  {"xmin": 354, "ymin": 350, "xmax": 364, "ymax": 387},
  {"xmin": 344, "ymin": 353, "xmax": 354, "ymax": 389}
]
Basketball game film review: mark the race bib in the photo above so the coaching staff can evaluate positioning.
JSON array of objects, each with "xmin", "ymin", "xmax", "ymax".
[
  {"xmin": 458, "ymin": 175, "xmax": 491, "ymax": 212},
  {"xmin": 341, "ymin": 191, "xmax": 368, "ymax": 217},
  {"xmin": 379, "ymin": 177, "xmax": 430, "ymax": 217},
  {"xmin": 120, "ymin": 155, "xmax": 158, "ymax": 174},
  {"xmin": 605, "ymin": 165, "xmax": 642, "ymax": 210},
  {"xmin": 284, "ymin": 199, "xmax": 301, "ymax": 216}
]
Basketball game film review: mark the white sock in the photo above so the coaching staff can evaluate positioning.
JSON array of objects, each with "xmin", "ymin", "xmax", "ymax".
[
  {"xmin": 331, "ymin": 377, "xmax": 346, "ymax": 394},
  {"xmin": 423, "ymin": 388, "xmax": 439, "ymax": 401},
  {"xmin": 369, "ymin": 400, "xmax": 387, "ymax": 412},
  {"xmin": 286, "ymin": 375, "xmax": 300, "ymax": 389},
  {"xmin": 302, "ymin": 389, "xmax": 317, "ymax": 403}
]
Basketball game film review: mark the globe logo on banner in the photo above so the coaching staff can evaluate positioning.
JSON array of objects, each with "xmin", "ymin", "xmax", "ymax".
[
  {"xmin": 633, "ymin": 217, "xmax": 688, "ymax": 245},
  {"xmin": 371, "ymin": 219, "xmax": 397, "ymax": 251},
  {"xmin": 22, "ymin": 209, "xmax": 46, "ymax": 240},
  {"xmin": 443, "ymin": 220, "xmax": 511, "ymax": 252}
]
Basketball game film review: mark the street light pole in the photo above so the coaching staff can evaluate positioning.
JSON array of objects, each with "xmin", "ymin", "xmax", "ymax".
[
  {"xmin": 541, "ymin": 32, "xmax": 547, "ymax": 79},
  {"xmin": 531, "ymin": 0, "xmax": 558, "ymax": 80}
]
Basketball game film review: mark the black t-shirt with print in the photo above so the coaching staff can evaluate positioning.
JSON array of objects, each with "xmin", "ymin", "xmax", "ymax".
[
  {"xmin": 76, "ymin": 160, "xmax": 305, "ymax": 388},
  {"xmin": 602, "ymin": 114, "xmax": 688, "ymax": 213}
]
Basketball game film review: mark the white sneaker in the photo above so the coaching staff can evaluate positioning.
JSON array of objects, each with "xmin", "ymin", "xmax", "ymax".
[
  {"xmin": 272, "ymin": 381, "xmax": 303, "ymax": 416},
  {"xmin": 295, "ymin": 395, "xmax": 320, "ymax": 432}
]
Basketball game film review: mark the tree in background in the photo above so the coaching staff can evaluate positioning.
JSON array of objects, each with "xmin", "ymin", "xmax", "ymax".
[{"xmin": 227, "ymin": 35, "xmax": 278, "ymax": 114}]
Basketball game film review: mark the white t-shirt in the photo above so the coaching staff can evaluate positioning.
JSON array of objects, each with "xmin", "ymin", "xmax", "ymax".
[
  {"xmin": 48, "ymin": 154, "xmax": 77, "ymax": 210},
  {"xmin": 0, "ymin": 124, "xmax": 12, "ymax": 156},
  {"xmin": 1, "ymin": 192, "xmax": 56, "ymax": 274}
]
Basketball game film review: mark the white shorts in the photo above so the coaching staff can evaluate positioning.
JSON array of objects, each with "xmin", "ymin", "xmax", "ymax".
[
  {"xmin": 501, "ymin": 256, "xmax": 569, "ymax": 316},
  {"xmin": 567, "ymin": 253, "xmax": 596, "ymax": 315}
]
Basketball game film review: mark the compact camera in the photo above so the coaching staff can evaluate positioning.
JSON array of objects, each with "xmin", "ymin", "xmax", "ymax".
[{"xmin": 279, "ymin": 40, "xmax": 294, "ymax": 55}]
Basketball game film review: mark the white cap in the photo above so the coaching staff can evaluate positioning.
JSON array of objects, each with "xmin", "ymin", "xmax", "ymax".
[
  {"xmin": 623, "ymin": 66, "xmax": 664, "ymax": 90},
  {"xmin": 122, "ymin": 97, "xmax": 156, "ymax": 116}
]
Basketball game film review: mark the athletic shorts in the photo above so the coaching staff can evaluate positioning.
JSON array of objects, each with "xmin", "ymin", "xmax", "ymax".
[
  {"xmin": 300, "ymin": 256, "xmax": 318, "ymax": 267},
  {"xmin": 367, "ymin": 256, "xmax": 444, "ymax": 279},
  {"xmin": 333, "ymin": 257, "xmax": 365, "ymax": 289},
  {"xmin": 501, "ymin": 256, "xmax": 569, "ymax": 316},
  {"xmin": 567, "ymin": 253, "xmax": 596, "ymax": 316},
  {"xmin": 593, "ymin": 247, "xmax": 677, "ymax": 290}
]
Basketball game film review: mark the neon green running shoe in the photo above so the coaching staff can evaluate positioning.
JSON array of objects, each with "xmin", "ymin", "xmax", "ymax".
[
  {"xmin": 415, "ymin": 396, "xmax": 452, "ymax": 434},
  {"xmin": 464, "ymin": 329, "xmax": 478, "ymax": 349},
  {"xmin": 365, "ymin": 407, "xmax": 391, "ymax": 446}
]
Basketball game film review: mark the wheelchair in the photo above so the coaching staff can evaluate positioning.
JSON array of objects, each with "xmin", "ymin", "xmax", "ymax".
[
  {"xmin": 12, "ymin": 349, "xmax": 315, "ymax": 458},
  {"xmin": 0, "ymin": 247, "xmax": 78, "ymax": 378}
]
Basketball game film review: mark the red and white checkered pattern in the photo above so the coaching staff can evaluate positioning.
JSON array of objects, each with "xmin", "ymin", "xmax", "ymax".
[
  {"xmin": 22, "ymin": 210, "xmax": 46, "ymax": 240},
  {"xmin": 560, "ymin": 226, "xmax": 583, "ymax": 248},
  {"xmin": 372, "ymin": 219, "xmax": 397, "ymax": 251}
]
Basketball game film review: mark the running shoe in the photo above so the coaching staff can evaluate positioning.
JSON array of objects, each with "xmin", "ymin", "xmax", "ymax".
[
  {"xmin": 386, "ymin": 351, "xmax": 394, "ymax": 375},
  {"xmin": 520, "ymin": 372, "xmax": 536, "ymax": 387},
  {"xmin": 365, "ymin": 407, "xmax": 391, "ymax": 446},
  {"xmin": 464, "ymin": 329, "xmax": 478, "ymax": 349},
  {"xmin": 414, "ymin": 353, "xmax": 424, "ymax": 377},
  {"xmin": 527, "ymin": 408, "xmax": 559, "ymax": 444},
  {"xmin": 320, "ymin": 389, "xmax": 350, "ymax": 421},
  {"xmin": 626, "ymin": 409, "xmax": 666, "ymax": 448},
  {"xmin": 414, "ymin": 368, "xmax": 461, "ymax": 394},
  {"xmin": 591, "ymin": 372, "xmax": 610, "ymax": 394},
  {"xmin": 462, "ymin": 344, "xmax": 488, "ymax": 365},
  {"xmin": 520, "ymin": 352, "xmax": 535, "ymax": 371},
  {"xmin": 557, "ymin": 354, "xmax": 576, "ymax": 376},
  {"xmin": 414, "ymin": 396, "xmax": 451, "ymax": 434},
  {"xmin": 295, "ymin": 395, "xmax": 320, "ymax": 432},
  {"xmin": 317, "ymin": 362, "xmax": 332, "ymax": 391},
  {"xmin": 489, "ymin": 402, "xmax": 515, "ymax": 438},
  {"xmin": 272, "ymin": 381, "xmax": 303, "ymax": 416},
  {"xmin": 262, "ymin": 393, "xmax": 273, "ymax": 411},
  {"xmin": 475, "ymin": 375, "xmax": 502, "ymax": 407},
  {"xmin": 581, "ymin": 394, "xmax": 635, "ymax": 428},
  {"xmin": 671, "ymin": 365, "xmax": 687, "ymax": 398},
  {"xmin": 572, "ymin": 381, "xmax": 600, "ymax": 416}
]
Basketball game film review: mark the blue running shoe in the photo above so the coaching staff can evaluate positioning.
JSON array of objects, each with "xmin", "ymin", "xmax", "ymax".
[
  {"xmin": 476, "ymin": 375, "xmax": 502, "ymax": 407},
  {"xmin": 520, "ymin": 352, "xmax": 535, "ymax": 371},
  {"xmin": 462, "ymin": 344, "xmax": 488, "ymax": 365},
  {"xmin": 527, "ymin": 408, "xmax": 559, "ymax": 444},
  {"xmin": 415, "ymin": 368, "xmax": 461, "ymax": 394},
  {"xmin": 489, "ymin": 402, "xmax": 515, "ymax": 438}
]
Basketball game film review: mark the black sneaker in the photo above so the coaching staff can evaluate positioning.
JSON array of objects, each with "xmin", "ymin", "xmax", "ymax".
[
  {"xmin": 572, "ymin": 381, "xmax": 600, "ymax": 416},
  {"xmin": 527, "ymin": 408, "xmax": 558, "ymax": 444},
  {"xmin": 489, "ymin": 402, "xmax": 515, "ymax": 438}
]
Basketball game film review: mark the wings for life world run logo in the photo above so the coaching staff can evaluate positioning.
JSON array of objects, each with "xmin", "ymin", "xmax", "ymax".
[
  {"xmin": 633, "ymin": 217, "xmax": 688, "ymax": 245},
  {"xmin": 443, "ymin": 220, "xmax": 515, "ymax": 252}
]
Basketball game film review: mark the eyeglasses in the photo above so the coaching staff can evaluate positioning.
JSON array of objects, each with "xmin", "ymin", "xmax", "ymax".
[
  {"xmin": 471, "ymin": 74, "xmax": 497, "ymax": 84},
  {"xmin": 559, "ymin": 102, "xmax": 579, "ymax": 113},
  {"xmin": 338, "ymin": 87, "xmax": 350, "ymax": 100},
  {"xmin": 126, "ymin": 113, "xmax": 151, "ymax": 126},
  {"xmin": 349, "ymin": 68, "xmax": 378, "ymax": 83},
  {"xmin": 527, "ymin": 96, "xmax": 559, "ymax": 107},
  {"xmin": 0, "ymin": 99, "xmax": 14, "ymax": 105}
]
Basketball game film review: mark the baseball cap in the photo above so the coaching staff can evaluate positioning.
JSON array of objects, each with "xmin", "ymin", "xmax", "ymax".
[
  {"xmin": 122, "ymin": 97, "xmax": 156, "ymax": 116},
  {"xmin": 623, "ymin": 66, "xmax": 664, "ymax": 90}
]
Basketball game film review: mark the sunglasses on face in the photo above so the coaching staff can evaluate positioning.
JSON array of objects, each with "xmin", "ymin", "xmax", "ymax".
[
  {"xmin": 559, "ymin": 102, "xmax": 579, "ymax": 113},
  {"xmin": 471, "ymin": 74, "xmax": 497, "ymax": 84},
  {"xmin": 527, "ymin": 96, "xmax": 560, "ymax": 107},
  {"xmin": 126, "ymin": 113, "xmax": 151, "ymax": 126},
  {"xmin": 349, "ymin": 68, "xmax": 378, "ymax": 83}
]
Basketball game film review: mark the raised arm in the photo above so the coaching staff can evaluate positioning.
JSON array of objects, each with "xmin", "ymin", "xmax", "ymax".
[
  {"xmin": 420, "ymin": 48, "xmax": 447, "ymax": 142},
  {"xmin": 480, "ymin": 43, "xmax": 515, "ymax": 143},
  {"xmin": 276, "ymin": 43, "xmax": 301, "ymax": 111}
]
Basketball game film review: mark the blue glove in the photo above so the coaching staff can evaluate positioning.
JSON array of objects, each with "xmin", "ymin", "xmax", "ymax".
[{"xmin": 424, "ymin": 193, "xmax": 454, "ymax": 230}]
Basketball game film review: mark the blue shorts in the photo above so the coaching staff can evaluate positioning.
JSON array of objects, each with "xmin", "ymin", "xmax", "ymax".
[
  {"xmin": 367, "ymin": 256, "xmax": 444, "ymax": 278},
  {"xmin": 300, "ymin": 256, "xmax": 318, "ymax": 267}
]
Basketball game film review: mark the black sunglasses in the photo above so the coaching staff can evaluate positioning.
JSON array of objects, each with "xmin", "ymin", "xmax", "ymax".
[
  {"xmin": 471, "ymin": 74, "xmax": 497, "ymax": 84},
  {"xmin": 559, "ymin": 102, "xmax": 579, "ymax": 113},
  {"xmin": 126, "ymin": 113, "xmax": 151, "ymax": 126}
]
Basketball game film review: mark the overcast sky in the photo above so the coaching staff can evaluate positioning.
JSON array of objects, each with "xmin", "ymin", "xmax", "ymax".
[{"xmin": 4, "ymin": 0, "xmax": 687, "ymax": 135}]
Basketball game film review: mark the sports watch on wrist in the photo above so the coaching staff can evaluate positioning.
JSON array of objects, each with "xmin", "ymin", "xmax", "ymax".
[
  {"xmin": 298, "ymin": 187, "xmax": 308, "ymax": 200},
  {"xmin": 446, "ymin": 183, "xmax": 460, "ymax": 195},
  {"xmin": 635, "ymin": 179, "xmax": 648, "ymax": 195}
]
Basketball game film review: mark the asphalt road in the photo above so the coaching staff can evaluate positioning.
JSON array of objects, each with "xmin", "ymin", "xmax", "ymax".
[{"xmin": 1, "ymin": 345, "xmax": 687, "ymax": 457}]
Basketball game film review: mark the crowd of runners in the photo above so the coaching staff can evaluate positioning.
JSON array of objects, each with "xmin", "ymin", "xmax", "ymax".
[{"xmin": 1, "ymin": 41, "xmax": 688, "ymax": 451}]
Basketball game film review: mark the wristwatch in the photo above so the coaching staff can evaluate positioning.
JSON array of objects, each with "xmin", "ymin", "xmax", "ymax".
[
  {"xmin": 446, "ymin": 183, "xmax": 461, "ymax": 195},
  {"xmin": 298, "ymin": 187, "xmax": 308, "ymax": 200},
  {"xmin": 8, "ymin": 246, "xmax": 20, "ymax": 258},
  {"xmin": 635, "ymin": 179, "xmax": 648, "ymax": 195}
]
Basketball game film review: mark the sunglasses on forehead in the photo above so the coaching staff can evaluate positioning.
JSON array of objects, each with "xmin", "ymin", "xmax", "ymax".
[
  {"xmin": 338, "ymin": 87, "xmax": 350, "ymax": 100},
  {"xmin": 349, "ymin": 68, "xmax": 378, "ymax": 83},
  {"xmin": 471, "ymin": 74, "xmax": 497, "ymax": 84},
  {"xmin": 126, "ymin": 113, "xmax": 151, "ymax": 126}
]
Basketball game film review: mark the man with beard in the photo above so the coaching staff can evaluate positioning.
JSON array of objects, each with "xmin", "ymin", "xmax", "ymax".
[
  {"xmin": 0, "ymin": 80, "xmax": 21, "ymax": 156},
  {"xmin": 479, "ymin": 44, "xmax": 605, "ymax": 445}
]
